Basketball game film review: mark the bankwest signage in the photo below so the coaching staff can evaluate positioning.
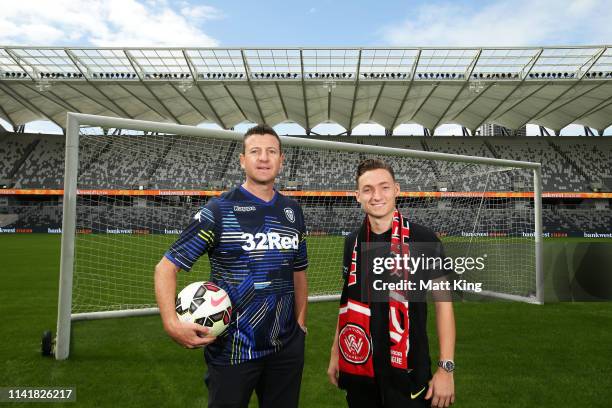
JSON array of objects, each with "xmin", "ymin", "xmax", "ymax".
[
  {"xmin": 0, "ymin": 189, "xmax": 611, "ymax": 199},
  {"xmin": 1, "ymin": 225, "xmax": 609, "ymax": 238}
]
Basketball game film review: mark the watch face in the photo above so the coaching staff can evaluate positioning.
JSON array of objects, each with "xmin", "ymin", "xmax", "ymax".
[{"xmin": 444, "ymin": 361, "xmax": 455, "ymax": 371}]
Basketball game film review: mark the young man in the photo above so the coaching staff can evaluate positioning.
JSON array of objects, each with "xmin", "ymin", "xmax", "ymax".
[
  {"xmin": 327, "ymin": 159, "xmax": 456, "ymax": 408},
  {"xmin": 155, "ymin": 125, "xmax": 308, "ymax": 408}
]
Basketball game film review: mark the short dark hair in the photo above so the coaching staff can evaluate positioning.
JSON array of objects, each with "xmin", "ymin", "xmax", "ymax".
[
  {"xmin": 243, "ymin": 124, "xmax": 281, "ymax": 153},
  {"xmin": 356, "ymin": 159, "xmax": 396, "ymax": 187}
]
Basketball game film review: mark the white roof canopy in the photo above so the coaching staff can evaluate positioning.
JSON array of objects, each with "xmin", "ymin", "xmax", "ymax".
[{"xmin": 0, "ymin": 45, "xmax": 611, "ymax": 132}]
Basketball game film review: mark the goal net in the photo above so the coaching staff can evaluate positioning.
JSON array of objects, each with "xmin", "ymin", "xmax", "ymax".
[{"xmin": 56, "ymin": 113, "xmax": 543, "ymax": 359}]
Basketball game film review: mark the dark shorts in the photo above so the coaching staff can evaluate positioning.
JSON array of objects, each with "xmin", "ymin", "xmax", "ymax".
[
  {"xmin": 345, "ymin": 376, "xmax": 431, "ymax": 408},
  {"xmin": 205, "ymin": 329, "xmax": 305, "ymax": 408}
]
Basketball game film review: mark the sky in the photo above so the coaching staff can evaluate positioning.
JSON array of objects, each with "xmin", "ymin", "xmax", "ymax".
[{"xmin": 0, "ymin": 0, "xmax": 611, "ymax": 135}]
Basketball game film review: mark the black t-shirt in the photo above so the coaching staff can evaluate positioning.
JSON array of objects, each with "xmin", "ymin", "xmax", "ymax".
[
  {"xmin": 341, "ymin": 222, "xmax": 447, "ymax": 388},
  {"xmin": 369, "ymin": 229, "xmax": 394, "ymax": 378}
]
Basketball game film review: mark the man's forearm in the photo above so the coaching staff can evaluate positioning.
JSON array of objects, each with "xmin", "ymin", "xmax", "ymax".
[
  {"xmin": 155, "ymin": 257, "xmax": 180, "ymax": 331},
  {"xmin": 435, "ymin": 301, "xmax": 456, "ymax": 361},
  {"xmin": 293, "ymin": 271, "xmax": 308, "ymax": 327},
  {"xmin": 331, "ymin": 317, "xmax": 339, "ymax": 353}
]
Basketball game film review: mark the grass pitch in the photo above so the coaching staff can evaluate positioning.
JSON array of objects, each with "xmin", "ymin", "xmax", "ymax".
[{"xmin": 1, "ymin": 234, "xmax": 611, "ymax": 407}]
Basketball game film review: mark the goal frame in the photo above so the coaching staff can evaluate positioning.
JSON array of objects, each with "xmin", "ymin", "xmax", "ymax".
[{"xmin": 55, "ymin": 112, "xmax": 544, "ymax": 360}]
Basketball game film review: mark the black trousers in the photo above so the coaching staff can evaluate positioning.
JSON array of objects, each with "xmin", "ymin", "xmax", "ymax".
[
  {"xmin": 205, "ymin": 330, "xmax": 305, "ymax": 408},
  {"xmin": 345, "ymin": 378, "xmax": 431, "ymax": 408}
]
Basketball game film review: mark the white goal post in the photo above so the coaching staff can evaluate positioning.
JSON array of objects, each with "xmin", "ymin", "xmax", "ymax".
[{"xmin": 55, "ymin": 112, "xmax": 543, "ymax": 360}]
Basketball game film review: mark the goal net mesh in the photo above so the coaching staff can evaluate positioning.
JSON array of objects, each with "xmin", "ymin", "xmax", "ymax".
[{"xmin": 70, "ymin": 126, "xmax": 537, "ymax": 315}]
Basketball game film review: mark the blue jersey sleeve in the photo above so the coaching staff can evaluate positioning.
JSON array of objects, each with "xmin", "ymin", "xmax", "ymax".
[
  {"xmin": 164, "ymin": 200, "xmax": 219, "ymax": 272},
  {"xmin": 293, "ymin": 205, "xmax": 308, "ymax": 272}
]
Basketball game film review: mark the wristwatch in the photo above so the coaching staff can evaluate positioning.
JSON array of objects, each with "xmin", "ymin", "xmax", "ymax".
[{"xmin": 438, "ymin": 360, "xmax": 455, "ymax": 373}]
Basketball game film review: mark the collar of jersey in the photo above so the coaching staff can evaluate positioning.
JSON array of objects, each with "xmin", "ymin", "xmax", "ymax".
[{"xmin": 238, "ymin": 185, "xmax": 279, "ymax": 206}]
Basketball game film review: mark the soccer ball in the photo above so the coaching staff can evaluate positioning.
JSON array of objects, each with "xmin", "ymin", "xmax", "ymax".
[{"xmin": 175, "ymin": 281, "xmax": 232, "ymax": 337}]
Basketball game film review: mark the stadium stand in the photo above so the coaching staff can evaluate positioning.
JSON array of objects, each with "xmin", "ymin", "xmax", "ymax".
[
  {"xmin": 3, "ymin": 133, "xmax": 610, "ymax": 192},
  {"xmin": 1, "ymin": 204, "xmax": 62, "ymax": 228},
  {"xmin": 424, "ymin": 137, "xmax": 512, "ymax": 191},
  {"xmin": 150, "ymin": 135, "xmax": 235, "ymax": 189},
  {"xmin": 551, "ymin": 138, "xmax": 612, "ymax": 190},
  {"xmin": 0, "ymin": 134, "xmax": 40, "ymax": 182},
  {"xmin": 555, "ymin": 208, "xmax": 612, "ymax": 232},
  {"xmin": 78, "ymin": 134, "xmax": 169, "ymax": 189},
  {"xmin": 485, "ymin": 138, "xmax": 589, "ymax": 191},
  {"xmin": 13, "ymin": 135, "xmax": 64, "ymax": 188},
  {"xmin": 4, "ymin": 131, "xmax": 608, "ymax": 237}
]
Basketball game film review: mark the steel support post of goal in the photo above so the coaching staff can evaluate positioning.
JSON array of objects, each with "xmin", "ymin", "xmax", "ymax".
[
  {"xmin": 55, "ymin": 114, "xmax": 80, "ymax": 360},
  {"xmin": 533, "ymin": 166, "xmax": 544, "ymax": 305}
]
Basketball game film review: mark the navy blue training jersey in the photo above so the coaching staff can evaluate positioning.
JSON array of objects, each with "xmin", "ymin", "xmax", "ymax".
[{"xmin": 165, "ymin": 186, "xmax": 308, "ymax": 365}]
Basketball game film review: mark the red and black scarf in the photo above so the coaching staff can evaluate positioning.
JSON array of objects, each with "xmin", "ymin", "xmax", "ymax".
[{"xmin": 338, "ymin": 209, "xmax": 411, "ymax": 382}]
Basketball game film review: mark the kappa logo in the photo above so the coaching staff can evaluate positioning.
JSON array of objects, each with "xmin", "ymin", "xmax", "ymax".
[
  {"xmin": 338, "ymin": 324, "xmax": 371, "ymax": 364},
  {"xmin": 284, "ymin": 207, "xmax": 295, "ymax": 223},
  {"xmin": 234, "ymin": 205, "xmax": 256, "ymax": 212}
]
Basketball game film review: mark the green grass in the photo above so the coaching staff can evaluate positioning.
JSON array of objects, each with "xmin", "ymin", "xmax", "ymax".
[{"xmin": 1, "ymin": 235, "xmax": 612, "ymax": 407}]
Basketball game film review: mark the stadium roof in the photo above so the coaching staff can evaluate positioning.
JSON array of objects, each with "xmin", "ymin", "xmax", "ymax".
[{"xmin": 1, "ymin": 45, "xmax": 611, "ymax": 133}]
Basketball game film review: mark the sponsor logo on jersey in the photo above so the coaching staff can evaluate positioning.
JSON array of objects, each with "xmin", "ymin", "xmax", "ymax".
[
  {"xmin": 284, "ymin": 207, "xmax": 295, "ymax": 223},
  {"xmin": 234, "ymin": 205, "xmax": 257, "ymax": 212},
  {"xmin": 241, "ymin": 232, "xmax": 299, "ymax": 251},
  {"xmin": 338, "ymin": 323, "xmax": 371, "ymax": 364}
]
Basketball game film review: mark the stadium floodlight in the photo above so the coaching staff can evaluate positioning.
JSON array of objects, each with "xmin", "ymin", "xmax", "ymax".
[
  {"xmin": 178, "ymin": 80, "xmax": 192, "ymax": 93},
  {"xmin": 323, "ymin": 80, "xmax": 336, "ymax": 93},
  {"xmin": 469, "ymin": 81, "xmax": 484, "ymax": 93},
  {"xmin": 36, "ymin": 80, "xmax": 52, "ymax": 92},
  {"xmin": 53, "ymin": 113, "xmax": 544, "ymax": 360}
]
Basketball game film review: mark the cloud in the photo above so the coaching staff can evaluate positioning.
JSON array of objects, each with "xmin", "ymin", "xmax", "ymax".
[
  {"xmin": 181, "ymin": 4, "xmax": 224, "ymax": 21},
  {"xmin": 0, "ymin": 0, "xmax": 221, "ymax": 47},
  {"xmin": 380, "ymin": 0, "xmax": 612, "ymax": 46}
]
